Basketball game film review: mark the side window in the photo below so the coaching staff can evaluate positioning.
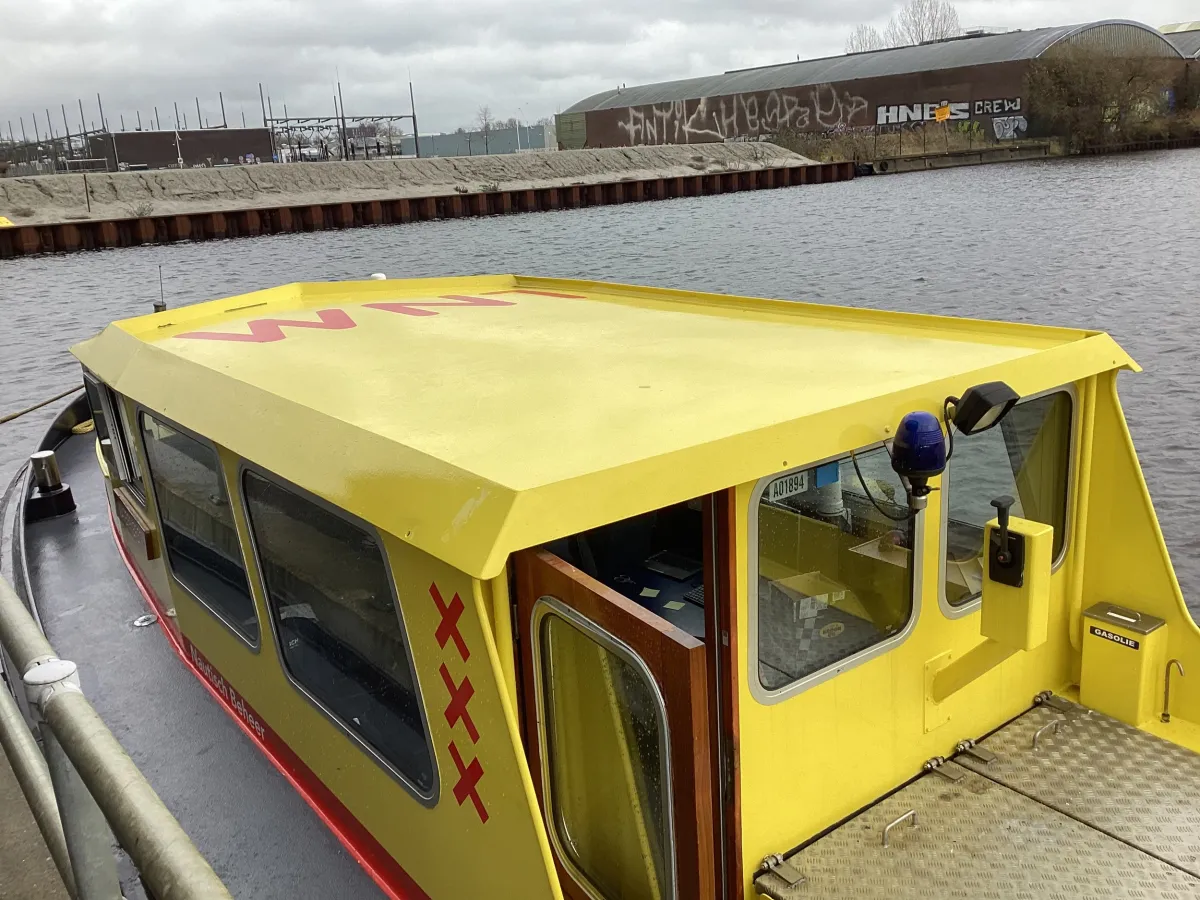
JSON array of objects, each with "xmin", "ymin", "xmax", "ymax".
[
  {"xmin": 944, "ymin": 391, "xmax": 1072, "ymax": 608},
  {"xmin": 113, "ymin": 399, "xmax": 145, "ymax": 501},
  {"xmin": 754, "ymin": 446, "xmax": 915, "ymax": 695},
  {"xmin": 139, "ymin": 413, "xmax": 258, "ymax": 644},
  {"xmin": 537, "ymin": 601, "xmax": 672, "ymax": 900},
  {"xmin": 82, "ymin": 371, "xmax": 122, "ymax": 481},
  {"xmin": 242, "ymin": 470, "xmax": 435, "ymax": 798}
]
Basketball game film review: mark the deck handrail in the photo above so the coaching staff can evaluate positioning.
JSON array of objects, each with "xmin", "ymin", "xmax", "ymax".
[{"xmin": 0, "ymin": 571, "xmax": 233, "ymax": 900}]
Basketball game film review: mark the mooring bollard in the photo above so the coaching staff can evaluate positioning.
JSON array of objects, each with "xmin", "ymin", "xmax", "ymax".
[
  {"xmin": 27, "ymin": 450, "xmax": 76, "ymax": 520},
  {"xmin": 24, "ymin": 658, "xmax": 122, "ymax": 900}
]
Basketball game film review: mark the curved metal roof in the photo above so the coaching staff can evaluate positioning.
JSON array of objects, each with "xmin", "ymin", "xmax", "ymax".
[
  {"xmin": 565, "ymin": 20, "xmax": 1182, "ymax": 114},
  {"xmin": 1166, "ymin": 30, "xmax": 1200, "ymax": 57}
]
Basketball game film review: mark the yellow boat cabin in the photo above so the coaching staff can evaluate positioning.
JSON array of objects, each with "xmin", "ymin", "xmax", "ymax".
[{"xmin": 70, "ymin": 274, "xmax": 1200, "ymax": 899}]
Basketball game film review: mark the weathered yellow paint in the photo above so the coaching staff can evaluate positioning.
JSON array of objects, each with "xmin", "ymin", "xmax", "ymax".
[
  {"xmin": 72, "ymin": 276, "xmax": 1200, "ymax": 898},
  {"xmin": 72, "ymin": 275, "xmax": 1134, "ymax": 581},
  {"xmin": 979, "ymin": 516, "xmax": 1054, "ymax": 652}
]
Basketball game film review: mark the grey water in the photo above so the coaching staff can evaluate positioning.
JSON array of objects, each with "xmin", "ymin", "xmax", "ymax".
[{"xmin": 2, "ymin": 149, "xmax": 1199, "ymax": 607}]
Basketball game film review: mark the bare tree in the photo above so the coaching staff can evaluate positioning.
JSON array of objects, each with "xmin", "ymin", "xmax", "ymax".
[
  {"xmin": 883, "ymin": 0, "xmax": 960, "ymax": 46},
  {"xmin": 845, "ymin": 0, "xmax": 960, "ymax": 53},
  {"xmin": 476, "ymin": 105, "xmax": 493, "ymax": 153},
  {"xmin": 846, "ymin": 24, "xmax": 886, "ymax": 53}
]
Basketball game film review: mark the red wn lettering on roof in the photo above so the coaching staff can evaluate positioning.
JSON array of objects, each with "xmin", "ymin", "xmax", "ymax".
[{"xmin": 174, "ymin": 289, "xmax": 583, "ymax": 344}]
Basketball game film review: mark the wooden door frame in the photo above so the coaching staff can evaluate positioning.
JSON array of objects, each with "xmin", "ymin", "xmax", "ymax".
[
  {"xmin": 514, "ymin": 548, "xmax": 716, "ymax": 900},
  {"xmin": 704, "ymin": 489, "xmax": 742, "ymax": 900}
]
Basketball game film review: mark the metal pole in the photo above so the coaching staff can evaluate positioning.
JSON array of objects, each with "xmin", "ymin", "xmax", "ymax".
[
  {"xmin": 61, "ymin": 106, "xmax": 72, "ymax": 159},
  {"xmin": 0, "ymin": 674, "xmax": 77, "ymax": 898},
  {"xmin": 219, "ymin": 92, "xmax": 226, "ymax": 128},
  {"xmin": 2, "ymin": 573, "xmax": 233, "ymax": 900},
  {"xmin": 174, "ymin": 101, "xmax": 180, "ymax": 130},
  {"xmin": 136, "ymin": 111, "xmax": 142, "ymax": 131},
  {"xmin": 78, "ymin": 99, "xmax": 87, "ymax": 143},
  {"xmin": 409, "ymin": 81, "xmax": 420, "ymax": 158},
  {"xmin": 33, "ymin": 112, "xmax": 42, "ymax": 144},
  {"xmin": 40, "ymin": 719, "xmax": 121, "ymax": 900},
  {"xmin": 337, "ymin": 81, "xmax": 348, "ymax": 160},
  {"xmin": 195, "ymin": 98, "xmax": 202, "ymax": 130},
  {"xmin": 259, "ymin": 83, "xmax": 267, "ymax": 126},
  {"xmin": 20, "ymin": 116, "xmax": 28, "ymax": 143},
  {"xmin": 96, "ymin": 95, "xmax": 118, "ymax": 169},
  {"xmin": 43, "ymin": 690, "xmax": 234, "ymax": 900},
  {"xmin": 154, "ymin": 106, "xmax": 160, "ymax": 130}
]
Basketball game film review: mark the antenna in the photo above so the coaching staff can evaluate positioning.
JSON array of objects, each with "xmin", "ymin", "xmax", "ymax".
[{"xmin": 154, "ymin": 266, "xmax": 166, "ymax": 312}]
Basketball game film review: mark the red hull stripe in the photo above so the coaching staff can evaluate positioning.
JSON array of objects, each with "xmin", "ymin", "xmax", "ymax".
[{"xmin": 108, "ymin": 513, "xmax": 431, "ymax": 900}]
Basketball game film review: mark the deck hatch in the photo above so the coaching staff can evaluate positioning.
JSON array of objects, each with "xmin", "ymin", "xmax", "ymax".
[
  {"xmin": 956, "ymin": 699, "xmax": 1200, "ymax": 877},
  {"xmin": 754, "ymin": 766, "xmax": 1200, "ymax": 899}
]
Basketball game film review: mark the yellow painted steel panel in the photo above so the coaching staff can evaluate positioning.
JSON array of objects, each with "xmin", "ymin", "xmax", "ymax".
[{"xmin": 72, "ymin": 276, "xmax": 1136, "ymax": 580}]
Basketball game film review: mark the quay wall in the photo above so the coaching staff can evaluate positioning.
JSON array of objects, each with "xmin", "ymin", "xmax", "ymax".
[{"xmin": 0, "ymin": 145, "xmax": 813, "ymax": 227}]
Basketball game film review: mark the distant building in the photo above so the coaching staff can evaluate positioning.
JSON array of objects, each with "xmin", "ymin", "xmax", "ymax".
[
  {"xmin": 398, "ymin": 124, "xmax": 554, "ymax": 158},
  {"xmin": 1161, "ymin": 22, "xmax": 1200, "ymax": 58},
  {"xmin": 87, "ymin": 128, "xmax": 275, "ymax": 170},
  {"xmin": 557, "ymin": 20, "xmax": 1187, "ymax": 148}
]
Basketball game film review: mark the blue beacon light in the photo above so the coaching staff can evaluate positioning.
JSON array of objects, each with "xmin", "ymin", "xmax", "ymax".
[{"xmin": 890, "ymin": 410, "xmax": 947, "ymax": 510}]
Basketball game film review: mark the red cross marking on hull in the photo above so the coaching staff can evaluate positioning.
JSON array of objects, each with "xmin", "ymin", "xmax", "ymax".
[
  {"xmin": 439, "ymin": 664, "xmax": 479, "ymax": 744},
  {"xmin": 430, "ymin": 583, "xmax": 469, "ymax": 662},
  {"xmin": 449, "ymin": 742, "xmax": 488, "ymax": 824},
  {"xmin": 364, "ymin": 294, "xmax": 515, "ymax": 317},
  {"xmin": 177, "ymin": 308, "xmax": 357, "ymax": 343}
]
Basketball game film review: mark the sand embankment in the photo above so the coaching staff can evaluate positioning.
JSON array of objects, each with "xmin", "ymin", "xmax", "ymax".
[{"xmin": 0, "ymin": 144, "xmax": 814, "ymax": 226}]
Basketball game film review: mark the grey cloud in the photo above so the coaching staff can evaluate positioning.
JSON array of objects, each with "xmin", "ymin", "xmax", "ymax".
[{"xmin": 0, "ymin": 0, "xmax": 1194, "ymax": 136}]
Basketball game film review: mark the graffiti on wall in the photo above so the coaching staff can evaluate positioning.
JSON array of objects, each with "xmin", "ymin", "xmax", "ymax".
[
  {"xmin": 616, "ymin": 83, "xmax": 869, "ymax": 145},
  {"xmin": 876, "ymin": 97, "xmax": 1024, "ymax": 126},
  {"xmin": 992, "ymin": 115, "xmax": 1028, "ymax": 140}
]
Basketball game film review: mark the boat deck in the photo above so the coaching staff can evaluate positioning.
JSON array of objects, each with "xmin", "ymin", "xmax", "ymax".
[
  {"xmin": 18, "ymin": 431, "xmax": 384, "ymax": 899},
  {"xmin": 756, "ymin": 698, "xmax": 1200, "ymax": 899}
]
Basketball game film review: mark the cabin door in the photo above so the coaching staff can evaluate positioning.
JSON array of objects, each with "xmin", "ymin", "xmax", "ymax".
[{"xmin": 514, "ymin": 548, "xmax": 715, "ymax": 900}]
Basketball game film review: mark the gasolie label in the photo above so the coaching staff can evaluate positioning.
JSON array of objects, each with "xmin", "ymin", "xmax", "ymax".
[{"xmin": 1089, "ymin": 625, "xmax": 1140, "ymax": 650}]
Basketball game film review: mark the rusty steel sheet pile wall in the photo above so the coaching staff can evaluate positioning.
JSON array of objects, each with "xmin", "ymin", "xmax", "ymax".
[{"xmin": 0, "ymin": 161, "xmax": 854, "ymax": 259}]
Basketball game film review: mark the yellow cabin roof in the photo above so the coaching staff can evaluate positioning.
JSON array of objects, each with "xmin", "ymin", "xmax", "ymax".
[{"xmin": 73, "ymin": 275, "xmax": 1136, "ymax": 579}]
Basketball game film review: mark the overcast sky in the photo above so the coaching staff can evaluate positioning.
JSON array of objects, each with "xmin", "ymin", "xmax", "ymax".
[{"xmin": 1, "ymin": 0, "xmax": 1195, "ymax": 139}]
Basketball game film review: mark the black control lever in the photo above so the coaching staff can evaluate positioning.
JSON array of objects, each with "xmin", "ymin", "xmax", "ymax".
[
  {"xmin": 988, "ymin": 494, "xmax": 1024, "ymax": 587},
  {"xmin": 991, "ymin": 495, "xmax": 1014, "ymax": 564}
]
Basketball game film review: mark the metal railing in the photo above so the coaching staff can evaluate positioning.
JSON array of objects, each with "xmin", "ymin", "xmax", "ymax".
[{"xmin": 0, "ymin": 567, "xmax": 233, "ymax": 899}]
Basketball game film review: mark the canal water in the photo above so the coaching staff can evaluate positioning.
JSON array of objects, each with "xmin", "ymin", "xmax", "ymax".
[{"xmin": 2, "ymin": 149, "xmax": 1199, "ymax": 605}]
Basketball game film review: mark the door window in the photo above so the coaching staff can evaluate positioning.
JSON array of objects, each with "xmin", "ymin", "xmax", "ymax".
[
  {"xmin": 753, "ymin": 446, "xmax": 916, "ymax": 697},
  {"xmin": 943, "ymin": 391, "xmax": 1072, "ymax": 608},
  {"xmin": 536, "ymin": 599, "xmax": 673, "ymax": 900}
]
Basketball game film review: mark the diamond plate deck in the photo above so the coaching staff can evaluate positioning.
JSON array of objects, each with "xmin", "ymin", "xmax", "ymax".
[
  {"xmin": 757, "ymin": 769, "xmax": 1200, "ymax": 899},
  {"xmin": 956, "ymin": 698, "xmax": 1200, "ymax": 878}
]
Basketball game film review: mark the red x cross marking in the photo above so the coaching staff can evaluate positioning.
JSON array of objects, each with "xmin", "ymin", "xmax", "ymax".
[
  {"xmin": 429, "ymin": 583, "xmax": 469, "ymax": 662},
  {"xmin": 439, "ymin": 664, "xmax": 479, "ymax": 743},
  {"xmin": 449, "ymin": 742, "xmax": 488, "ymax": 824}
]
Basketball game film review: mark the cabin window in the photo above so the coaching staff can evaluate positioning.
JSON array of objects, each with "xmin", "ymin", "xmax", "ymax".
[
  {"xmin": 113, "ymin": 397, "xmax": 145, "ymax": 501},
  {"xmin": 82, "ymin": 371, "xmax": 123, "ymax": 483},
  {"xmin": 753, "ymin": 446, "xmax": 915, "ymax": 696},
  {"xmin": 139, "ymin": 413, "xmax": 258, "ymax": 644},
  {"xmin": 536, "ymin": 600, "xmax": 673, "ymax": 900},
  {"xmin": 943, "ymin": 391, "xmax": 1072, "ymax": 609},
  {"xmin": 242, "ymin": 470, "xmax": 436, "ymax": 800}
]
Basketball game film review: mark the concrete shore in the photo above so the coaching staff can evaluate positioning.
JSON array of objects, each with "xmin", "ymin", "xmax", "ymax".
[{"xmin": 0, "ymin": 144, "xmax": 813, "ymax": 226}]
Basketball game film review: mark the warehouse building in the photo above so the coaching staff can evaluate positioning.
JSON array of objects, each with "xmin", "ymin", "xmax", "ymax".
[{"xmin": 557, "ymin": 20, "xmax": 1185, "ymax": 149}]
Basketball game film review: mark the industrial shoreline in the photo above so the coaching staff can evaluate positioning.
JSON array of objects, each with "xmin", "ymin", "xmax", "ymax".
[
  {"xmin": 0, "ymin": 145, "xmax": 812, "ymax": 227},
  {"xmin": 0, "ymin": 146, "xmax": 861, "ymax": 259}
]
